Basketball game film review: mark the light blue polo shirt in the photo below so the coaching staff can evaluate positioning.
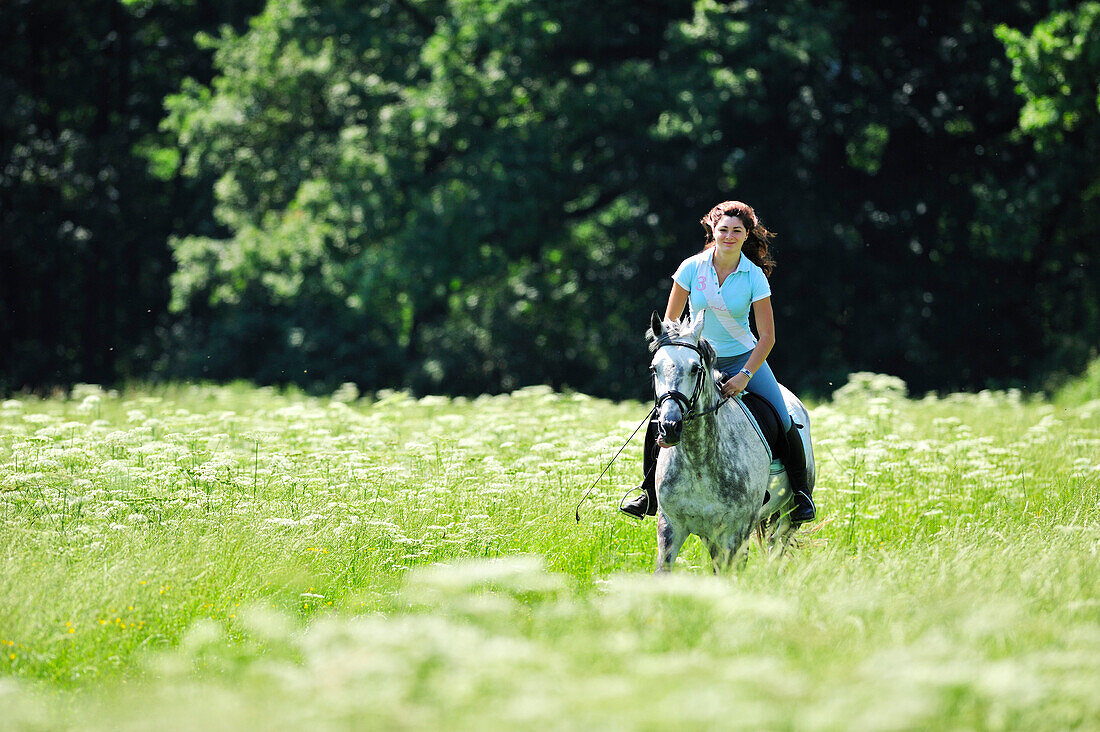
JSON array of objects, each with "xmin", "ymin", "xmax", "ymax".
[{"xmin": 672, "ymin": 249, "xmax": 771, "ymax": 357}]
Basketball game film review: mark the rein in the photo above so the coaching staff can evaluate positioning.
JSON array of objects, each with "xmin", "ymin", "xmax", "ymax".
[
  {"xmin": 651, "ymin": 337, "xmax": 729, "ymax": 423},
  {"xmin": 572, "ymin": 336, "xmax": 728, "ymax": 523}
]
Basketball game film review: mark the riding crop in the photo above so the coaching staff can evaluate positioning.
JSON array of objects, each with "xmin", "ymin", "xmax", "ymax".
[{"xmin": 574, "ymin": 406, "xmax": 656, "ymax": 522}]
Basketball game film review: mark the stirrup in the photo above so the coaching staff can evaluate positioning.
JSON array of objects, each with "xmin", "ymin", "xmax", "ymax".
[
  {"xmin": 619, "ymin": 492, "xmax": 651, "ymax": 521},
  {"xmin": 789, "ymin": 491, "xmax": 816, "ymax": 524}
]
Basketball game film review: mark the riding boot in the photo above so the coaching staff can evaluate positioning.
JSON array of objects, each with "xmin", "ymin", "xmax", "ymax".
[
  {"xmin": 620, "ymin": 420, "xmax": 659, "ymax": 520},
  {"xmin": 783, "ymin": 422, "xmax": 815, "ymax": 523}
]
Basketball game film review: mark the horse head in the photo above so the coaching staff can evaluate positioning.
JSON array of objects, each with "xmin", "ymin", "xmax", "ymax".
[{"xmin": 647, "ymin": 311, "xmax": 717, "ymax": 446}]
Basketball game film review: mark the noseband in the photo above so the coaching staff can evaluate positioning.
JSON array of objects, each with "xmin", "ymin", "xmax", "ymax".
[{"xmin": 651, "ymin": 337, "xmax": 728, "ymax": 424}]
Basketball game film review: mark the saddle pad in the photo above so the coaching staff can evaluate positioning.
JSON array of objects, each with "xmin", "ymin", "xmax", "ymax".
[{"xmin": 740, "ymin": 392, "xmax": 786, "ymax": 462}]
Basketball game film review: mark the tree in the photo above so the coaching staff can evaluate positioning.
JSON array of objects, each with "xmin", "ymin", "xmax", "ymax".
[
  {"xmin": 151, "ymin": 0, "xmax": 1095, "ymax": 397},
  {"xmin": 997, "ymin": 2, "xmax": 1100, "ymax": 383},
  {"xmin": 162, "ymin": 0, "xmax": 700, "ymax": 395},
  {"xmin": 0, "ymin": 0, "xmax": 262, "ymax": 392}
]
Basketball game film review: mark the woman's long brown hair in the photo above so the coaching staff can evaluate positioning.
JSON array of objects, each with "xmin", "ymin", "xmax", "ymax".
[{"xmin": 699, "ymin": 200, "xmax": 777, "ymax": 277}]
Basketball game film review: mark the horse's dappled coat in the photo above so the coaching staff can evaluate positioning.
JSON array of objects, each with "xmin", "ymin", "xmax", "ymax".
[{"xmin": 648, "ymin": 313, "xmax": 807, "ymax": 571}]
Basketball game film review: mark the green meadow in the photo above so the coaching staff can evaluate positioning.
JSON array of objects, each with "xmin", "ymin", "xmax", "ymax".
[{"xmin": 2, "ymin": 374, "xmax": 1098, "ymax": 730}]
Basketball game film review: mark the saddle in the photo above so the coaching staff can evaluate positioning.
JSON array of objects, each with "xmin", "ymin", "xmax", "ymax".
[{"xmin": 739, "ymin": 391, "xmax": 787, "ymax": 462}]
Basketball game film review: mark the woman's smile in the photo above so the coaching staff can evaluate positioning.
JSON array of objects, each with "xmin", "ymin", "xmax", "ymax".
[{"xmin": 713, "ymin": 216, "xmax": 748, "ymax": 252}]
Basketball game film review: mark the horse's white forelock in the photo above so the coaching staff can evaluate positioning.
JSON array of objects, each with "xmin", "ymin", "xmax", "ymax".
[
  {"xmin": 651, "ymin": 313, "xmax": 710, "ymax": 377},
  {"xmin": 656, "ymin": 312, "xmax": 705, "ymax": 344}
]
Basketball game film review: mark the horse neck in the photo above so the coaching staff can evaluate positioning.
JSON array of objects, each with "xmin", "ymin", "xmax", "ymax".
[
  {"xmin": 676, "ymin": 369, "xmax": 722, "ymax": 460},
  {"xmin": 675, "ymin": 371, "xmax": 763, "ymax": 466}
]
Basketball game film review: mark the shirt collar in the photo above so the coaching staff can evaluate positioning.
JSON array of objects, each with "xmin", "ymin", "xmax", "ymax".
[{"xmin": 706, "ymin": 248, "xmax": 752, "ymax": 273}]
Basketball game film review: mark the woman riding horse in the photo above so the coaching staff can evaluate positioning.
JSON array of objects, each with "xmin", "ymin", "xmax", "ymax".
[{"xmin": 621, "ymin": 200, "xmax": 815, "ymax": 524}]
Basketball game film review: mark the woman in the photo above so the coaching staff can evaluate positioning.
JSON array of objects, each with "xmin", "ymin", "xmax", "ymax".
[{"xmin": 621, "ymin": 200, "xmax": 815, "ymax": 523}]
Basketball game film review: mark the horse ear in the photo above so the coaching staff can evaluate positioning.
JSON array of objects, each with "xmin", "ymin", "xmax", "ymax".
[
  {"xmin": 689, "ymin": 310, "xmax": 706, "ymax": 342},
  {"xmin": 650, "ymin": 310, "xmax": 664, "ymax": 338}
]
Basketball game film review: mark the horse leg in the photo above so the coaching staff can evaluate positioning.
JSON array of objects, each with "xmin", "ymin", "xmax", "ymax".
[
  {"xmin": 754, "ymin": 520, "xmax": 768, "ymax": 553},
  {"xmin": 704, "ymin": 544, "xmax": 740, "ymax": 574},
  {"xmin": 703, "ymin": 539, "xmax": 726, "ymax": 575},
  {"xmin": 766, "ymin": 514, "xmax": 796, "ymax": 557},
  {"xmin": 727, "ymin": 526, "xmax": 755, "ymax": 572},
  {"xmin": 655, "ymin": 513, "xmax": 688, "ymax": 573},
  {"xmin": 704, "ymin": 528, "xmax": 749, "ymax": 574}
]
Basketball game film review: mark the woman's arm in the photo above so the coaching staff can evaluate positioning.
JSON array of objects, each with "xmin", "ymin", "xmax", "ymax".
[
  {"xmin": 743, "ymin": 296, "xmax": 775, "ymax": 374},
  {"xmin": 721, "ymin": 296, "xmax": 776, "ymax": 397},
  {"xmin": 665, "ymin": 282, "xmax": 689, "ymax": 321}
]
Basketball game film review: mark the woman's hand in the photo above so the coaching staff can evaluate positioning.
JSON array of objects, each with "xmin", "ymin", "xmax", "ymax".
[{"xmin": 721, "ymin": 372, "xmax": 750, "ymax": 398}]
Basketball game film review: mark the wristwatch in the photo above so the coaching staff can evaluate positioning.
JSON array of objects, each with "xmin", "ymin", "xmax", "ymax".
[{"xmin": 739, "ymin": 368, "xmax": 753, "ymax": 379}]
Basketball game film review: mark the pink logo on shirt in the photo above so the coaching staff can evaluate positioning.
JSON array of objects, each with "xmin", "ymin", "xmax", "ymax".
[{"xmin": 697, "ymin": 274, "xmax": 706, "ymax": 290}]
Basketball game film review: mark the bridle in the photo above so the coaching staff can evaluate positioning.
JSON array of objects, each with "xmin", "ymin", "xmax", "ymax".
[
  {"xmin": 574, "ymin": 332, "xmax": 728, "ymax": 523},
  {"xmin": 651, "ymin": 336, "xmax": 728, "ymax": 424}
]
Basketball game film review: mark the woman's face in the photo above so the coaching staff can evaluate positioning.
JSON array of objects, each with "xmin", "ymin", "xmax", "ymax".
[{"xmin": 713, "ymin": 215, "xmax": 748, "ymax": 255}]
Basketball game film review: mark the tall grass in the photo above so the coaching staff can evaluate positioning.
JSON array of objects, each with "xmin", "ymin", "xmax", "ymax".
[{"xmin": 1, "ymin": 376, "xmax": 1097, "ymax": 729}]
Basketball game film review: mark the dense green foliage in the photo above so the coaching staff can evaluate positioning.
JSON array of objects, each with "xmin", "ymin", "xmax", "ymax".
[
  {"xmin": 2, "ymin": 379, "xmax": 1097, "ymax": 726},
  {"xmin": 2, "ymin": 1, "xmax": 1098, "ymax": 397},
  {"xmin": 0, "ymin": 0, "xmax": 263, "ymax": 390},
  {"xmin": 997, "ymin": 3, "xmax": 1100, "ymax": 384}
]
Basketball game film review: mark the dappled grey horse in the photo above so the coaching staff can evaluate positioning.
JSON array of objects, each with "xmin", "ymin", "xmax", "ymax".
[{"xmin": 647, "ymin": 312, "xmax": 815, "ymax": 572}]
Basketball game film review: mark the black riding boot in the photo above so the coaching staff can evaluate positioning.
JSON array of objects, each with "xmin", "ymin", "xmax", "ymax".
[
  {"xmin": 784, "ymin": 422, "xmax": 815, "ymax": 523},
  {"xmin": 620, "ymin": 420, "xmax": 659, "ymax": 520}
]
